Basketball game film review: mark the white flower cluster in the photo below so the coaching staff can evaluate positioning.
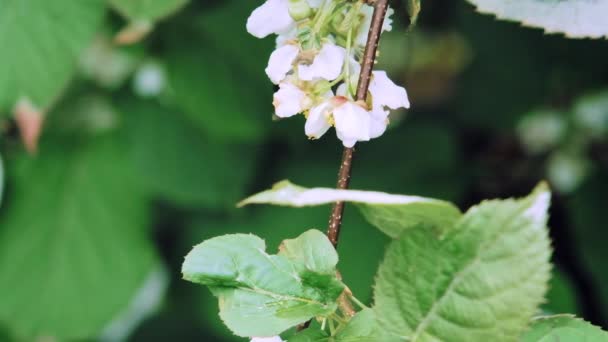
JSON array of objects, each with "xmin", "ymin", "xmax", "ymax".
[{"xmin": 247, "ymin": 0, "xmax": 410, "ymax": 147}]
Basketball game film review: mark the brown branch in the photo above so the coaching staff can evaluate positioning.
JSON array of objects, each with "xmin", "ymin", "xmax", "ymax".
[{"xmin": 326, "ymin": 0, "xmax": 390, "ymax": 248}]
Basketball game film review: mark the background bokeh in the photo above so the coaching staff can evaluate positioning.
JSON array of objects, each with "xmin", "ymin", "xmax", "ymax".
[{"xmin": 0, "ymin": 0, "xmax": 607, "ymax": 341}]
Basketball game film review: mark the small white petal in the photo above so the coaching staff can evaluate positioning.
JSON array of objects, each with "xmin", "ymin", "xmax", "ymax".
[
  {"xmin": 369, "ymin": 71, "xmax": 410, "ymax": 110},
  {"xmin": 305, "ymin": 101, "xmax": 333, "ymax": 139},
  {"xmin": 275, "ymin": 26, "xmax": 298, "ymax": 47},
  {"xmin": 273, "ymin": 82, "xmax": 308, "ymax": 117},
  {"xmin": 333, "ymin": 101, "xmax": 371, "ymax": 147},
  {"xmin": 265, "ymin": 45, "xmax": 299, "ymax": 84},
  {"xmin": 251, "ymin": 337, "xmax": 284, "ymax": 342},
  {"xmin": 298, "ymin": 43, "xmax": 345, "ymax": 81},
  {"xmin": 247, "ymin": 0, "xmax": 295, "ymax": 38},
  {"xmin": 369, "ymin": 107, "xmax": 390, "ymax": 139}
]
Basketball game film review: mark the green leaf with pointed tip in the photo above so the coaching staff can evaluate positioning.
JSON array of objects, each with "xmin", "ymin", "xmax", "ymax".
[
  {"xmin": 374, "ymin": 184, "xmax": 553, "ymax": 341},
  {"xmin": 404, "ymin": 0, "xmax": 421, "ymax": 27},
  {"xmin": 522, "ymin": 315, "xmax": 608, "ymax": 341},
  {"xmin": 0, "ymin": 134, "xmax": 157, "ymax": 339},
  {"xmin": 109, "ymin": 0, "xmax": 189, "ymax": 21},
  {"xmin": 182, "ymin": 230, "xmax": 344, "ymax": 337},
  {"xmin": 0, "ymin": 0, "xmax": 104, "ymax": 111},
  {"xmin": 465, "ymin": 0, "xmax": 608, "ymax": 39},
  {"xmin": 239, "ymin": 181, "xmax": 462, "ymax": 238}
]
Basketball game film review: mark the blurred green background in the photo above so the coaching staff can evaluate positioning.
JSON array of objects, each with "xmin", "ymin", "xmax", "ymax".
[{"xmin": 0, "ymin": 0, "xmax": 607, "ymax": 341}]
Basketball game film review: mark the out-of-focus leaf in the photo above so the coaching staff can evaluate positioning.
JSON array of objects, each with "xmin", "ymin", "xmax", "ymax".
[
  {"xmin": 404, "ymin": 0, "xmax": 421, "ymax": 27},
  {"xmin": 569, "ymin": 172, "xmax": 608, "ymax": 318},
  {"xmin": 465, "ymin": 0, "xmax": 608, "ymax": 39},
  {"xmin": 0, "ymin": 134, "xmax": 157, "ymax": 339},
  {"xmin": 165, "ymin": 36, "xmax": 271, "ymax": 143},
  {"xmin": 522, "ymin": 315, "xmax": 608, "ymax": 341},
  {"xmin": 543, "ymin": 269, "xmax": 580, "ymax": 316},
  {"xmin": 573, "ymin": 89, "xmax": 608, "ymax": 137},
  {"xmin": 123, "ymin": 100, "xmax": 257, "ymax": 209},
  {"xmin": 110, "ymin": 0, "xmax": 189, "ymax": 21},
  {"xmin": 0, "ymin": 152, "xmax": 3, "ymax": 207},
  {"xmin": 0, "ymin": 0, "xmax": 104, "ymax": 111},
  {"xmin": 239, "ymin": 180, "xmax": 462, "ymax": 238},
  {"xmin": 182, "ymin": 230, "xmax": 344, "ymax": 337},
  {"xmin": 374, "ymin": 184, "xmax": 552, "ymax": 340}
]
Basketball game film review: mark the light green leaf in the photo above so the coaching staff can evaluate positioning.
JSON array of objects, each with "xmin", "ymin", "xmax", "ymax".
[
  {"xmin": 404, "ymin": 0, "xmax": 421, "ymax": 27},
  {"xmin": 288, "ymin": 328, "xmax": 330, "ymax": 342},
  {"xmin": 123, "ymin": 100, "xmax": 257, "ymax": 209},
  {"xmin": 0, "ymin": 153, "xmax": 3, "ymax": 207},
  {"xmin": 182, "ymin": 230, "xmax": 344, "ymax": 337},
  {"xmin": 109, "ymin": 0, "xmax": 188, "ymax": 21},
  {"xmin": 239, "ymin": 181, "xmax": 462, "ymax": 238},
  {"xmin": 278, "ymin": 230, "xmax": 338, "ymax": 275},
  {"xmin": 465, "ymin": 0, "xmax": 608, "ymax": 39},
  {"xmin": 522, "ymin": 315, "xmax": 608, "ymax": 341},
  {"xmin": 374, "ymin": 184, "xmax": 553, "ymax": 341},
  {"xmin": 0, "ymin": 0, "xmax": 105, "ymax": 111},
  {"xmin": 0, "ymin": 134, "xmax": 157, "ymax": 339}
]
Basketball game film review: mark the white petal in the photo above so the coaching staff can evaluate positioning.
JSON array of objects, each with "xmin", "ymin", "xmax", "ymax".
[
  {"xmin": 369, "ymin": 107, "xmax": 389, "ymax": 139},
  {"xmin": 273, "ymin": 82, "xmax": 308, "ymax": 117},
  {"xmin": 298, "ymin": 43, "xmax": 345, "ymax": 81},
  {"xmin": 275, "ymin": 26, "xmax": 298, "ymax": 47},
  {"xmin": 333, "ymin": 101, "xmax": 371, "ymax": 147},
  {"xmin": 265, "ymin": 45, "xmax": 299, "ymax": 84},
  {"xmin": 251, "ymin": 337, "xmax": 284, "ymax": 342},
  {"xmin": 356, "ymin": 5, "xmax": 394, "ymax": 46},
  {"xmin": 369, "ymin": 71, "xmax": 410, "ymax": 110},
  {"xmin": 305, "ymin": 101, "xmax": 333, "ymax": 139},
  {"xmin": 247, "ymin": 0, "xmax": 295, "ymax": 38}
]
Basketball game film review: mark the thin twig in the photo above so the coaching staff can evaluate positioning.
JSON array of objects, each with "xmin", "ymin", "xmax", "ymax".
[{"xmin": 326, "ymin": 0, "xmax": 390, "ymax": 248}]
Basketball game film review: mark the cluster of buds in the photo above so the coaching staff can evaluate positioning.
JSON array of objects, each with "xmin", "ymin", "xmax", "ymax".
[{"xmin": 247, "ymin": 0, "xmax": 410, "ymax": 147}]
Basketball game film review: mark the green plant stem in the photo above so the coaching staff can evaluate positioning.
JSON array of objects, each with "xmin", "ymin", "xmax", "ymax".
[{"xmin": 326, "ymin": 0, "xmax": 390, "ymax": 248}]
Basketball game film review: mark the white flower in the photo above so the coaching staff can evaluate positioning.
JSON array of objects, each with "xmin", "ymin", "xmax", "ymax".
[
  {"xmin": 247, "ymin": 0, "xmax": 295, "ymax": 38},
  {"xmin": 369, "ymin": 71, "xmax": 410, "ymax": 110},
  {"xmin": 251, "ymin": 337, "xmax": 284, "ymax": 342},
  {"xmin": 299, "ymin": 43, "xmax": 346, "ymax": 81},
  {"xmin": 333, "ymin": 99, "xmax": 371, "ymax": 147},
  {"xmin": 356, "ymin": 5, "xmax": 394, "ymax": 46},
  {"xmin": 273, "ymin": 82, "xmax": 310, "ymax": 118},
  {"xmin": 369, "ymin": 107, "xmax": 390, "ymax": 139},
  {"xmin": 265, "ymin": 44, "xmax": 299, "ymax": 84},
  {"xmin": 305, "ymin": 97, "xmax": 333, "ymax": 139}
]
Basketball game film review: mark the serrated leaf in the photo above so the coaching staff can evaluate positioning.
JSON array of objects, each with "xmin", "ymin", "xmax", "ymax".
[
  {"xmin": 239, "ymin": 181, "xmax": 462, "ymax": 238},
  {"xmin": 522, "ymin": 315, "xmax": 608, "ymax": 341},
  {"xmin": 182, "ymin": 230, "xmax": 344, "ymax": 337},
  {"xmin": 374, "ymin": 184, "xmax": 553, "ymax": 341},
  {"xmin": 0, "ymin": 0, "xmax": 104, "ymax": 111},
  {"xmin": 465, "ymin": 0, "xmax": 608, "ymax": 39},
  {"xmin": 123, "ymin": 100, "xmax": 257, "ymax": 209},
  {"xmin": 109, "ymin": 0, "xmax": 189, "ymax": 21},
  {"xmin": 0, "ymin": 134, "xmax": 157, "ymax": 339}
]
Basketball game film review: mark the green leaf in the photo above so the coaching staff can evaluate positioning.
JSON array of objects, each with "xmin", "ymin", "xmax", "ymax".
[
  {"xmin": 0, "ymin": 134, "xmax": 157, "ymax": 339},
  {"xmin": 109, "ymin": 0, "xmax": 189, "ymax": 21},
  {"xmin": 522, "ymin": 315, "xmax": 608, "ymax": 341},
  {"xmin": 239, "ymin": 181, "xmax": 462, "ymax": 238},
  {"xmin": 374, "ymin": 184, "xmax": 553, "ymax": 341},
  {"xmin": 465, "ymin": 0, "xmax": 608, "ymax": 39},
  {"xmin": 0, "ymin": 0, "xmax": 104, "ymax": 111},
  {"xmin": 0, "ymin": 152, "xmax": 4, "ymax": 207},
  {"xmin": 123, "ymin": 100, "xmax": 258, "ymax": 209},
  {"xmin": 278, "ymin": 230, "xmax": 339, "ymax": 275},
  {"xmin": 182, "ymin": 230, "xmax": 345, "ymax": 337}
]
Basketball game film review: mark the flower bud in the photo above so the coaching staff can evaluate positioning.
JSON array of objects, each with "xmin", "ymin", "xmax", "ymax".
[{"xmin": 288, "ymin": 0, "xmax": 312, "ymax": 21}]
